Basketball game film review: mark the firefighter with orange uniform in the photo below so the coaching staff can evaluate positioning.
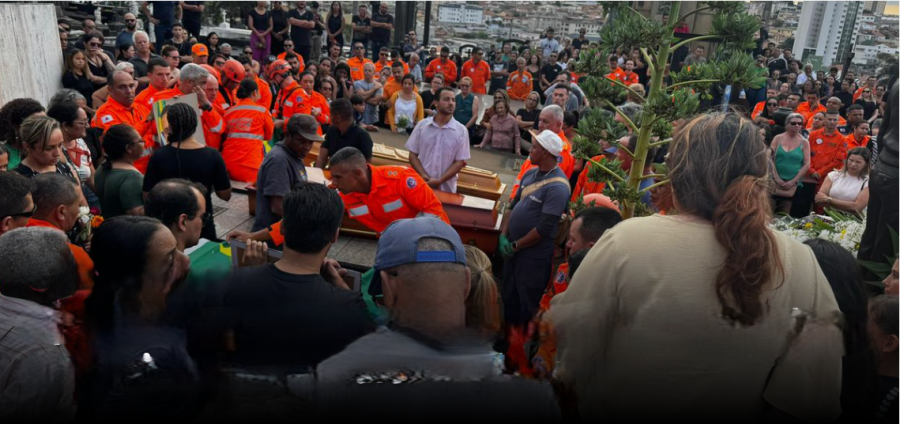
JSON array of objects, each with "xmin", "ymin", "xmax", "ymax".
[{"xmin": 222, "ymin": 79, "xmax": 275, "ymax": 182}]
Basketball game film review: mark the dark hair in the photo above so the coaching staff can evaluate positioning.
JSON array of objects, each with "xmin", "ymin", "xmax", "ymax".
[
  {"xmin": 46, "ymin": 101, "xmax": 81, "ymax": 127},
  {"xmin": 206, "ymin": 31, "xmax": 219, "ymax": 46},
  {"xmin": 282, "ymin": 182, "xmax": 344, "ymax": 253},
  {"xmin": 331, "ymin": 98, "xmax": 353, "ymax": 121},
  {"xmin": 236, "ymin": 78, "xmax": 259, "ymax": 99},
  {"xmin": 0, "ymin": 98, "xmax": 46, "ymax": 147},
  {"xmin": 213, "ymin": 52, "xmax": 228, "ymax": 63},
  {"xmin": 33, "ymin": 173, "xmax": 80, "ymax": 216},
  {"xmin": 391, "ymin": 61, "xmax": 404, "ymax": 70},
  {"xmin": 440, "ymin": 46, "xmax": 450, "ymax": 54},
  {"xmin": 161, "ymin": 45, "xmax": 178, "ymax": 58},
  {"xmin": 573, "ymin": 207, "xmax": 622, "ymax": 243},
  {"xmin": 299, "ymin": 71, "xmax": 315, "ymax": 81},
  {"xmin": 81, "ymin": 30, "xmax": 102, "ymax": 47},
  {"xmin": 826, "ymin": 108, "xmax": 840, "ymax": 117},
  {"xmin": 0, "ymin": 172, "xmax": 35, "ymax": 218},
  {"xmin": 847, "ymin": 104, "xmax": 864, "ymax": 113},
  {"xmin": 563, "ymin": 111, "xmax": 578, "ymax": 128},
  {"xmin": 350, "ymin": 94, "xmax": 365, "ymax": 105},
  {"xmin": 164, "ymin": 103, "xmax": 198, "ymax": 144},
  {"xmin": 803, "ymin": 239, "xmax": 869, "ymax": 353},
  {"xmin": 870, "ymin": 295, "xmax": 898, "ymax": 337},
  {"xmin": 238, "ymin": 55, "xmax": 253, "ymax": 66},
  {"xmin": 172, "ymin": 22, "xmax": 184, "ymax": 30},
  {"xmin": 567, "ymin": 249, "xmax": 589, "ymax": 280},
  {"xmin": 85, "ymin": 216, "xmax": 167, "ymax": 331},
  {"xmin": 668, "ymin": 112, "xmax": 781, "ymax": 326},
  {"xmin": 148, "ymin": 57, "xmax": 170, "ymax": 74},
  {"xmin": 401, "ymin": 74, "xmax": 415, "ymax": 85},
  {"xmin": 334, "ymin": 62, "xmax": 351, "ymax": 77},
  {"xmin": 554, "ymin": 83, "xmax": 570, "ymax": 94},
  {"xmin": 145, "ymin": 179, "xmax": 206, "ymax": 227},
  {"xmin": 435, "ymin": 86, "xmax": 454, "ymax": 101},
  {"xmin": 852, "ymin": 120, "xmax": 870, "ymax": 129},
  {"xmin": 101, "ymin": 124, "xmax": 140, "ymax": 169}
]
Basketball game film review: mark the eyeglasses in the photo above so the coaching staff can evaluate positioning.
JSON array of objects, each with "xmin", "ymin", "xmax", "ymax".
[
  {"xmin": 167, "ymin": 55, "xmax": 179, "ymax": 59},
  {"xmin": 90, "ymin": 42, "xmax": 102, "ymax": 47},
  {"xmin": 214, "ymin": 61, "xmax": 225, "ymax": 66},
  {"xmin": 73, "ymin": 119, "xmax": 89, "ymax": 126},
  {"xmin": 3, "ymin": 204, "xmax": 36, "ymax": 220},
  {"xmin": 767, "ymin": 103, "xmax": 777, "ymax": 107},
  {"xmin": 125, "ymin": 19, "xmax": 136, "ymax": 23},
  {"xmin": 201, "ymin": 212, "xmax": 213, "ymax": 223},
  {"xmin": 353, "ymin": 46, "xmax": 364, "ymax": 50},
  {"xmin": 863, "ymin": 90, "xmax": 871, "ymax": 93},
  {"xmin": 789, "ymin": 122, "xmax": 803, "ymax": 126},
  {"xmin": 458, "ymin": 84, "xmax": 470, "ymax": 88},
  {"xmin": 379, "ymin": 53, "xmax": 387, "ymax": 56}
]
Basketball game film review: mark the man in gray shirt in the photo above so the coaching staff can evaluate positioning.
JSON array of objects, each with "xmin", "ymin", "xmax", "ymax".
[
  {"xmin": 253, "ymin": 115, "xmax": 323, "ymax": 232},
  {"xmin": 499, "ymin": 130, "xmax": 570, "ymax": 327},
  {"xmin": 353, "ymin": 62, "xmax": 383, "ymax": 126},
  {"xmin": 684, "ymin": 45, "xmax": 707, "ymax": 67},
  {"xmin": 0, "ymin": 228, "xmax": 78, "ymax": 422},
  {"xmin": 313, "ymin": 217, "xmax": 559, "ymax": 420}
]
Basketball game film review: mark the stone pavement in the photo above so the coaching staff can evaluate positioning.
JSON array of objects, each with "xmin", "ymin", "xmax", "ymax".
[{"xmin": 213, "ymin": 94, "xmax": 528, "ymax": 268}]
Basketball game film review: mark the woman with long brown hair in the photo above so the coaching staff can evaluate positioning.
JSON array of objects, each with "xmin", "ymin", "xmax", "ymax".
[{"xmin": 548, "ymin": 112, "xmax": 843, "ymax": 422}]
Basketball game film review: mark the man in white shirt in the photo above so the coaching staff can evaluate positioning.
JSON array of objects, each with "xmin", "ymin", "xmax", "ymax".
[
  {"xmin": 539, "ymin": 28, "xmax": 561, "ymax": 58},
  {"xmin": 406, "ymin": 87, "xmax": 470, "ymax": 193}
]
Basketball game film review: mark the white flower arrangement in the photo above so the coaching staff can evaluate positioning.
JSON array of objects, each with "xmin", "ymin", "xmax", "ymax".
[{"xmin": 770, "ymin": 209, "xmax": 866, "ymax": 255}]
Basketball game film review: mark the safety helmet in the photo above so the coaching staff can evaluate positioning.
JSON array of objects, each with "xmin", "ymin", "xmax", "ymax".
[
  {"xmin": 200, "ymin": 64, "xmax": 220, "ymax": 82},
  {"xmin": 268, "ymin": 59, "xmax": 292, "ymax": 80},
  {"xmin": 222, "ymin": 59, "xmax": 246, "ymax": 83}
]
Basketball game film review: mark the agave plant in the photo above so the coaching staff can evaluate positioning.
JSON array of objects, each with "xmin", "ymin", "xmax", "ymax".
[{"xmin": 573, "ymin": 2, "xmax": 767, "ymax": 218}]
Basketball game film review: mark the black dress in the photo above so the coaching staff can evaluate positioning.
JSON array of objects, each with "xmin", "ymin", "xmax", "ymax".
[
  {"xmin": 87, "ymin": 57, "xmax": 109, "ymax": 89},
  {"xmin": 855, "ymin": 98, "xmax": 879, "ymax": 120},
  {"xmin": 271, "ymin": 9, "xmax": 290, "ymax": 55},
  {"xmin": 327, "ymin": 13, "xmax": 344, "ymax": 48}
]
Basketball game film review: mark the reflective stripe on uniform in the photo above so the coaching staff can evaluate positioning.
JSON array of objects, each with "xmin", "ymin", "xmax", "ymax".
[
  {"xmin": 141, "ymin": 147, "xmax": 154, "ymax": 157},
  {"xmin": 226, "ymin": 105, "xmax": 268, "ymax": 114},
  {"xmin": 228, "ymin": 132, "xmax": 265, "ymax": 140},
  {"xmin": 349, "ymin": 205, "xmax": 370, "ymax": 217},
  {"xmin": 382, "ymin": 199, "xmax": 403, "ymax": 213},
  {"xmin": 210, "ymin": 119, "xmax": 224, "ymax": 133}
]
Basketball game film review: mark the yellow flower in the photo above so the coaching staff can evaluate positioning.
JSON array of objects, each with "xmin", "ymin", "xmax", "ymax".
[{"xmin": 804, "ymin": 222, "xmax": 813, "ymax": 229}]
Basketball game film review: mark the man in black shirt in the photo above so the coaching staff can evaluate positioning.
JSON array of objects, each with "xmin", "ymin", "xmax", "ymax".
[
  {"xmin": 142, "ymin": 0, "xmax": 180, "ymax": 52},
  {"xmin": 225, "ymin": 181, "xmax": 371, "ymax": 373},
  {"xmin": 288, "ymin": 1, "xmax": 317, "ymax": 62},
  {"xmin": 835, "ymin": 80, "xmax": 854, "ymax": 116},
  {"xmin": 540, "ymin": 51, "xmax": 562, "ymax": 92},
  {"xmin": 351, "ymin": 4, "xmax": 372, "ymax": 56},
  {"xmin": 180, "ymin": 1, "xmax": 205, "ymax": 40},
  {"xmin": 572, "ymin": 28, "xmax": 588, "ymax": 51},
  {"xmin": 170, "ymin": 23, "xmax": 192, "ymax": 66},
  {"xmin": 369, "ymin": 2, "xmax": 394, "ymax": 62},
  {"xmin": 316, "ymin": 99, "xmax": 374, "ymax": 168}
]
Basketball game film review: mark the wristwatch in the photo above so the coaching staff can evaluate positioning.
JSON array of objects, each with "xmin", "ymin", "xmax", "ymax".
[
  {"xmin": 511, "ymin": 241, "xmax": 519, "ymax": 252},
  {"xmin": 200, "ymin": 103, "xmax": 213, "ymax": 112}
]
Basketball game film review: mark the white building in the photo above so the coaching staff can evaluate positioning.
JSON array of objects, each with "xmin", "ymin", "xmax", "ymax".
[
  {"xmin": 793, "ymin": 1, "xmax": 865, "ymax": 67},
  {"xmin": 852, "ymin": 43, "xmax": 899, "ymax": 65},
  {"xmin": 438, "ymin": 3, "xmax": 484, "ymax": 24}
]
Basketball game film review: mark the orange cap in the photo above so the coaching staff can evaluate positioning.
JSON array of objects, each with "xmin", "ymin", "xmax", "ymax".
[{"xmin": 191, "ymin": 43, "xmax": 209, "ymax": 57}]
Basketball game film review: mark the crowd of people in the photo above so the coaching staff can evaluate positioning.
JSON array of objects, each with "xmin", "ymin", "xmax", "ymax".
[{"xmin": 0, "ymin": 2, "xmax": 898, "ymax": 422}]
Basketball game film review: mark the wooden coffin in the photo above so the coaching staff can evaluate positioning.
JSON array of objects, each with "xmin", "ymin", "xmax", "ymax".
[{"xmin": 304, "ymin": 142, "xmax": 506, "ymax": 201}]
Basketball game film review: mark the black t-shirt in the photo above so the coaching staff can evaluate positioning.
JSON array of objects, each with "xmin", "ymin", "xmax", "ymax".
[
  {"xmin": 181, "ymin": 1, "xmax": 203, "ymax": 29},
  {"xmin": 88, "ymin": 59, "xmax": 109, "ymax": 87},
  {"xmin": 420, "ymin": 89, "xmax": 437, "ymax": 112},
  {"xmin": 171, "ymin": 40, "xmax": 192, "ymax": 62},
  {"xmin": 152, "ymin": 1, "xmax": 179, "ymax": 26},
  {"xmin": 328, "ymin": 13, "xmax": 343, "ymax": 36},
  {"xmin": 540, "ymin": 63, "xmax": 562, "ymax": 86},
  {"xmin": 516, "ymin": 108, "xmax": 540, "ymax": 131},
  {"xmin": 249, "ymin": 9, "xmax": 271, "ymax": 31},
  {"xmin": 572, "ymin": 38, "xmax": 587, "ymax": 50},
  {"xmin": 62, "ymin": 71, "xmax": 97, "ymax": 108},
  {"xmin": 224, "ymin": 264, "xmax": 371, "ymax": 371},
  {"xmin": 142, "ymin": 145, "xmax": 231, "ymax": 218},
  {"xmin": 322, "ymin": 124, "xmax": 373, "ymax": 160},
  {"xmin": 272, "ymin": 9, "xmax": 289, "ymax": 33},
  {"xmin": 351, "ymin": 15, "xmax": 370, "ymax": 42},
  {"xmin": 855, "ymin": 98, "xmax": 879, "ymax": 120},
  {"xmin": 289, "ymin": 9, "xmax": 315, "ymax": 46},
  {"xmin": 370, "ymin": 12, "xmax": 393, "ymax": 43}
]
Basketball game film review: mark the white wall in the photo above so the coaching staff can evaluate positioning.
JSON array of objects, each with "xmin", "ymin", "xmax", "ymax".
[{"xmin": 0, "ymin": 3, "xmax": 64, "ymax": 106}]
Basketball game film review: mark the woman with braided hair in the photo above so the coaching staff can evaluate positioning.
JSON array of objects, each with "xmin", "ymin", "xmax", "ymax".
[
  {"xmin": 0, "ymin": 98, "xmax": 47, "ymax": 170},
  {"xmin": 143, "ymin": 103, "xmax": 231, "ymax": 241}
]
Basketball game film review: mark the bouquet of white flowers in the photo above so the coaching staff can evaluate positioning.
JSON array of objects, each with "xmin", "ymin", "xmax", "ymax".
[
  {"xmin": 397, "ymin": 115, "xmax": 412, "ymax": 134},
  {"xmin": 770, "ymin": 209, "xmax": 866, "ymax": 256}
]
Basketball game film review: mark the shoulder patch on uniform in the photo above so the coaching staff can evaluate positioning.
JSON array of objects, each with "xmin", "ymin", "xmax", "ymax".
[
  {"xmin": 406, "ymin": 177, "xmax": 417, "ymax": 189},
  {"xmin": 295, "ymin": 95, "xmax": 305, "ymax": 103},
  {"xmin": 285, "ymin": 100, "xmax": 293, "ymax": 107},
  {"xmin": 101, "ymin": 115, "xmax": 113, "ymax": 124}
]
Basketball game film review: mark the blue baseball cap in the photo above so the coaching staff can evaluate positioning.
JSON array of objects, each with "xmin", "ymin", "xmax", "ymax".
[{"xmin": 369, "ymin": 217, "xmax": 467, "ymax": 297}]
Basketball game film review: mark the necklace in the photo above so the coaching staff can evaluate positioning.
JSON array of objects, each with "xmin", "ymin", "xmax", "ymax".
[{"xmin": 277, "ymin": 258, "xmax": 321, "ymax": 273}]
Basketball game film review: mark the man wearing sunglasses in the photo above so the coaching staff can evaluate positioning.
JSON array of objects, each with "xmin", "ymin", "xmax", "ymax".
[
  {"xmin": 116, "ymin": 13, "xmax": 139, "ymax": 49},
  {"xmin": 0, "ymin": 172, "xmax": 35, "ymax": 237},
  {"xmin": 424, "ymin": 46, "xmax": 457, "ymax": 87},
  {"xmin": 347, "ymin": 41, "xmax": 374, "ymax": 82}
]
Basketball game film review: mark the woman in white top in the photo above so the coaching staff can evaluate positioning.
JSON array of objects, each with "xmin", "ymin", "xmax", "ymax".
[
  {"xmin": 386, "ymin": 74, "xmax": 424, "ymax": 134},
  {"xmin": 549, "ymin": 112, "xmax": 843, "ymax": 422},
  {"xmin": 815, "ymin": 147, "xmax": 870, "ymax": 215}
]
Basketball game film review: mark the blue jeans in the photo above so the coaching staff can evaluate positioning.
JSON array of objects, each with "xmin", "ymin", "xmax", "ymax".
[{"xmin": 154, "ymin": 23, "xmax": 172, "ymax": 52}]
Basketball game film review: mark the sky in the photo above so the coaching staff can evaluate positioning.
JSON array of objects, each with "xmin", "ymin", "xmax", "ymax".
[{"xmin": 886, "ymin": 2, "xmax": 899, "ymax": 16}]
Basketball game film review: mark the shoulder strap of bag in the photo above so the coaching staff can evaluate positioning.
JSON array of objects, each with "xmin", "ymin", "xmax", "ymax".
[{"xmin": 521, "ymin": 176, "xmax": 570, "ymax": 199}]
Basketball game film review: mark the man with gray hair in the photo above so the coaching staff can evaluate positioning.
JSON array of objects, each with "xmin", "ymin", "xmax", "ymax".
[
  {"xmin": 129, "ymin": 30, "xmax": 160, "ymax": 85},
  {"xmin": 0, "ymin": 227, "xmax": 79, "ymax": 422},
  {"xmin": 148, "ymin": 63, "xmax": 225, "ymax": 149},
  {"xmin": 510, "ymin": 104, "xmax": 575, "ymax": 198},
  {"xmin": 314, "ymin": 217, "xmax": 560, "ymax": 420}
]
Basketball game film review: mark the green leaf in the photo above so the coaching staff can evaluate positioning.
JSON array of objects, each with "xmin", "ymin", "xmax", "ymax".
[{"xmin": 709, "ymin": 11, "xmax": 760, "ymax": 53}]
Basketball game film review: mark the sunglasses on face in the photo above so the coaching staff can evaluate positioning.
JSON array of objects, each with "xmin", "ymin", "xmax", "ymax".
[
  {"xmin": 90, "ymin": 42, "xmax": 102, "ymax": 47},
  {"xmin": 380, "ymin": 53, "xmax": 387, "ymax": 56},
  {"xmin": 864, "ymin": 90, "xmax": 871, "ymax": 93},
  {"xmin": 354, "ymin": 46, "xmax": 364, "ymax": 50},
  {"xmin": 214, "ymin": 61, "xmax": 225, "ymax": 66},
  {"xmin": 789, "ymin": 122, "xmax": 803, "ymax": 126},
  {"xmin": 3, "ymin": 204, "xmax": 36, "ymax": 220},
  {"xmin": 167, "ymin": 55, "xmax": 179, "ymax": 59},
  {"xmin": 125, "ymin": 19, "xmax": 136, "ymax": 23}
]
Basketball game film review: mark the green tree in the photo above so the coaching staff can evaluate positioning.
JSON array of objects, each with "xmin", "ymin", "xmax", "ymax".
[{"xmin": 573, "ymin": 2, "xmax": 766, "ymax": 218}]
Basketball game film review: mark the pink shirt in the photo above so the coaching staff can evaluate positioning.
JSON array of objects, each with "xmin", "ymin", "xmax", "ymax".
[
  {"xmin": 405, "ymin": 116, "xmax": 471, "ymax": 193},
  {"xmin": 482, "ymin": 112, "xmax": 521, "ymax": 153}
]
